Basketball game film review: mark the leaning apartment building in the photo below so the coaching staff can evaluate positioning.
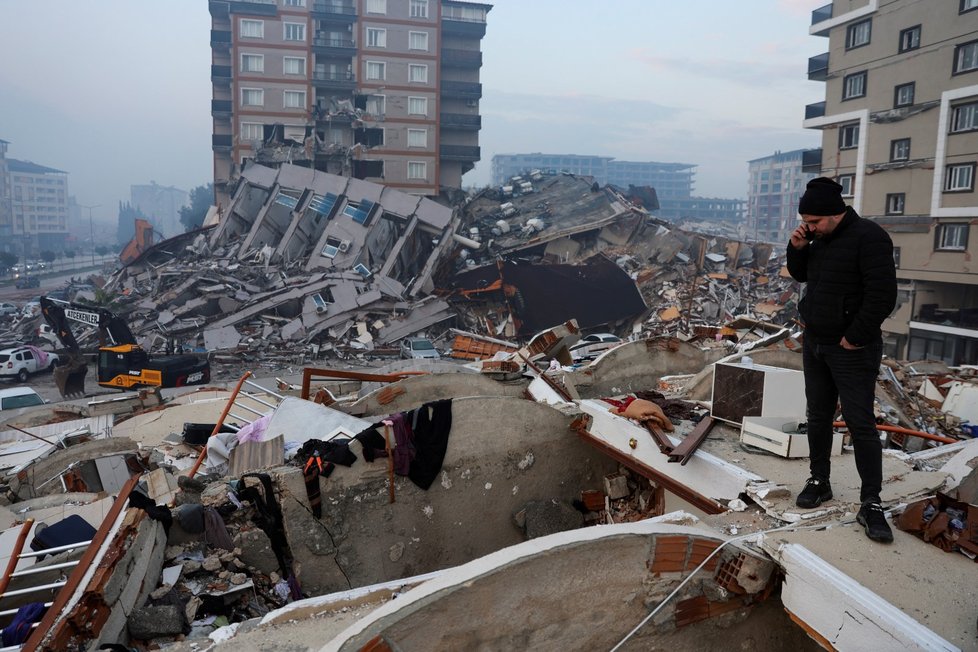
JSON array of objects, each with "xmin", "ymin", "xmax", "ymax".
[
  {"xmin": 804, "ymin": 0, "xmax": 978, "ymax": 365},
  {"xmin": 209, "ymin": 0, "xmax": 489, "ymax": 208}
]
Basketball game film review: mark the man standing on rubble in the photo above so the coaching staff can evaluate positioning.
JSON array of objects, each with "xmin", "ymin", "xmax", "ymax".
[{"xmin": 786, "ymin": 177, "xmax": 897, "ymax": 543}]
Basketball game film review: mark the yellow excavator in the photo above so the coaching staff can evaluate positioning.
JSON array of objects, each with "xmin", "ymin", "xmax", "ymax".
[{"xmin": 40, "ymin": 296, "xmax": 211, "ymax": 398}]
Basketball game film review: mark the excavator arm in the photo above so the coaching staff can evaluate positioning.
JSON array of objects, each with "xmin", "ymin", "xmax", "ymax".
[{"xmin": 39, "ymin": 297, "xmax": 138, "ymax": 397}]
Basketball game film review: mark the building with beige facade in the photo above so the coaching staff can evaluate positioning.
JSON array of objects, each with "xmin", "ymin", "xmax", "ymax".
[
  {"xmin": 804, "ymin": 0, "xmax": 978, "ymax": 364},
  {"xmin": 209, "ymin": 0, "xmax": 489, "ymax": 208},
  {"xmin": 0, "ymin": 149, "xmax": 70, "ymax": 257}
]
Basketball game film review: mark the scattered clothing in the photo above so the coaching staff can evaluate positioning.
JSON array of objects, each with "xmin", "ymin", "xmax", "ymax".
[
  {"xmin": 203, "ymin": 506, "xmax": 235, "ymax": 551},
  {"xmin": 2, "ymin": 602, "xmax": 46, "ymax": 646}
]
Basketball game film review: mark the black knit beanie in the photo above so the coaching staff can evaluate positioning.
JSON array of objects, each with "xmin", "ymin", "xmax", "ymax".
[{"xmin": 798, "ymin": 177, "xmax": 847, "ymax": 216}]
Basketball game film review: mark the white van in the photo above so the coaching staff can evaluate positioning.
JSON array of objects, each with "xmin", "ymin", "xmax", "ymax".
[{"xmin": 0, "ymin": 387, "xmax": 46, "ymax": 411}]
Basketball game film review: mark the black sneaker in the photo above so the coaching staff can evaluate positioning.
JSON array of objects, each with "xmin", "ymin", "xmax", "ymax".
[
  {"xmin": 857, "ymin": 502, "xmax": 894, "ymax": 543},
  {"xmin": 795, "ymin": 477, "xmax": 833, "ymax": 508}
]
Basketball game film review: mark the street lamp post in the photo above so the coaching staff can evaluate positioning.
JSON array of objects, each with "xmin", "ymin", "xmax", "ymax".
[{"xmin": 79, "ymin": 204, "xmax": 100, "ymax": 269}]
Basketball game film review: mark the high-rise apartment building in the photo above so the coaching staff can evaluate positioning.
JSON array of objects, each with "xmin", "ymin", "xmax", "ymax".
[
  {"xmin": 4, "ymin": 157, "xmax": 70, "ymax": 255},
  {"xmin": 804, "ymin": 0, "xmax": 978, "ymax": 364},
  {"xmin": 746, "ymin": 149, "xmax": 817, "ymax": 243},
  {"xmin": 131, "ymin": 183, "xmax": 190, "ymax": 238},
  {"xmin": 209, "ymin": 0, "xmax": 490, "ymax": 208}
]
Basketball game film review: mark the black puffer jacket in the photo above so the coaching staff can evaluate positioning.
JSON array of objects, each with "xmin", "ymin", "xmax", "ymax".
[{"xmin": 786, "ymin": 207, "xmax": 896, "ymax": 346}]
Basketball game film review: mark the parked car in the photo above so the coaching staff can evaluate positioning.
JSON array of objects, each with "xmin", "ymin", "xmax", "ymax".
[
  {"xmin": 0, "ymin": 302, "xmax": 18, "ymax": 318},
  {"xmin": 0, "ymin": 346, "xmax": 60, "ymax": 382},
  {"xmin": 15, "ymin": 276, "xmax": 40, "ymax": 289},
  {"xmin": 569, "ymin": 333, "xmax": 623, "ymax": 361},
  {"xmin": 400, "ymin": 337, "xmax": 440, "ymax": 360},
  {"xmin": 0, "ymin": 387, "xmax": 46, "ymax": 411}
]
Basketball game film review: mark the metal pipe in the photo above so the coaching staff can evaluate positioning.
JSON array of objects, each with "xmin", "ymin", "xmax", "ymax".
[
  {"xmin": 0, "ymin": 519, "xmax": 34, "ymax": 599},
  {"xmin": 832, "ymin": 421, "xmax": 956, "ymax": 444},
  {"xmin": 188, "ymin": 371, "xmax": 253, "ymax": 478}
]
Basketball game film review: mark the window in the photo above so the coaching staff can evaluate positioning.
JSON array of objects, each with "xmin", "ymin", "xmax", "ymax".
[
  {"xmin": 343, "ymin": 200, "xmax": 375, "ymax": 225},
  {"xmin": 283, "ymin": 56, "xmax": 306, "ymax": 75},
  {"xmin": 241, "ymin": 122, "xmax": 263, "ymax": 140},
  {"xmin": 408, "ymin": 96, "xmax": 428, "ymax": 116},
  {"xmin": 366, "ymin": 0, "xmax": 386, "ymax": 13},
  {"xmin": 839, "ymin": 123, "xmax": 859, "ymax": 149},
  {"xmin": 894, "ymin": 82, "xmax": 915, "ymax": 108},
  {"xmin": 241, "ymin": 88, "xmax": 264, "ymax": 106},
  {"xmin": 284, "ymin": 22, "xmax": 306, "ymax": 41},
  {"xmin": 410, "ymin": 0, "xmax": 428, "ymax": 17},
  {"xmin": 284, "ymin": 0, "xmax": 305, "ymax": 5},
  {"xmin": 899, "ymin": 25, "xmax": 921, "ymax": 52},
  {"xmin": 284, "ymin": 90, "xmax": 306, "ymax": 108},
  {"xmin": 240, "ymin": 54, "xmax": 264, "ymax": 73},
  {"xmin": 890, "ymin": 138, "xmax": 911, "ymax": 161},
  {"xmin": 240, "ymin": 19, "xmax": 264, "ymax": 38},
  {"xmin": 843, "ymin": 71, "xmax": 867, "ymax": 100},
  {"xmin": 407, "ymin": 161, "xmax": 426, "ymax": 179},
  {"xmin": 365, "ymin": 94, "xmax": 385, "ymax": 115},
  {"xmin": 322, "ymin": 236, "xmax": 343, "ymax": 259},
  {"xmin": 312, "ymin": 290, "xmax": 334, "ymax": 308},
  {"xmin": 962, "ymin": 0, "xmax": 978, "ymax": 14},
  {"xmin": 366, "ymin": 61, "xmax": 386, "ymax": 80},
  {"xmin": 409, "ymin": 31, "xmax": 429, "ymax": 51},
  {"xmin": 838, "ymin": 174, "xmax": 855, "ymax": 197},
  {"xmin": 937, "ymin": 224, "xmax": 969, "ymax": 250},
  {"xmin": 407, "ymin": 128, "xmax": 427, "ymax": 147},
  {"xmin": 955, "ymin": 40, "xmax": 978, "ymax": 74},
  {"xmin": 367, "ymin": 28, "xmax": 387, "ymax": 47},
  {"xmin": 886, "ymin": 193, "xmax": 905, "ymax": 215},
  {"xmin": 846, "ymin": 19, "xmax": 871, "ymax": 49},
  {"xmin": 408, "ymin": 64, "xmax": 428, "ymax": 83},
  {"xmin": 945, "ymin": 163, "xmax": 976, "ymax": 191},
  {"xmin": 951, "ymin": 101, "xmax": 978, "ymax": 133}
]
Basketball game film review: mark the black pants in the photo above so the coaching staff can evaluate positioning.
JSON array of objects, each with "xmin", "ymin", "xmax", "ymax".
[{"xmin": 803, "ymin": 338, "xmax": 883, "ymax": 504}]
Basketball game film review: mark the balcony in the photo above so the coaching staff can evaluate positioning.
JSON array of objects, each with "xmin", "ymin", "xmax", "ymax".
[
  {"xmin": 811, "ymin": 3, "xmax": 833, "ymax": 36},
  {"xmin": 212, "ymin": 134, "xmax": 233, "ymax": 151},
  {"xmin": 312, "ymin": 70, "xmax": 357, "ymax": 90},
  {"xmin": 208, "ymin": 1, "xmax": 229, "ymax": 17},
  {"xmin": 440, "ymin": 80, "xmax": 482, "ymax": 99},
  {"xmin": 228, "ymin": 0, "xmax": 278, "ymax": 16},
  {"xmin": 211, "ymin": 65, "xmax": 232, "ymax": 83},
  {"xmin": 440, "ymin": 144, "xmax": 480, "ymax": 161},
  {"xmin": 312, "ymin": 1, "xmax": 357, "ymax": 21},
  {"xmin": 312, "ymin": 35, "xmax": 356, "ymax": 56},
  {"xmin": 808, "ymin": 52, "xmax": 829, "ymax": 81},
  {"xmin": 210, "ymin": 29, "xmax": 232, "ymax": 48},
  {"xmin": 914, "ymin": 304, "xmax": 978, "ymax": 329},
  {"xmin": 443, "ymin": 17, "xmax": 487, "ymax": 38},
  {"xmin": 802, "ymin": 148, "xmax": 822, "ymax": 174},
  {"xmin": 805, "ymin": 101, "xmax": 826, "ymax": 120},
  {"xmin": 440, "ymin": 113, "xmax": 481, "ymax": 130},
  {"xmin": 441, "ymin": 48, "xmax": 483, "ymax": 68},
  {"xmin": 212, "ymin": 99, "xmax": 233, "ymax": 116}
]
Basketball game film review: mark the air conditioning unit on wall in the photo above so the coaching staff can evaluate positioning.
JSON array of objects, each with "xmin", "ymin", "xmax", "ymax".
[{"xmin": 338, "ymin": 240, "xmax": 351, "ymax": 253}]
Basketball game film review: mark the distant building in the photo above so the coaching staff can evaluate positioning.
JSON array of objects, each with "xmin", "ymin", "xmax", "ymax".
[
  {"xmin": 491, "ymin": 153, "xmax": 742, "ymax": 222},
  {"xmin": 746, "ymin": 149, "xmax": 817, "ymax": 243},
  {"xmin": 130, "ymin": 183, "xmax": 189, "ymax": 238},
  {"xmin": 209, "ymin": 0, "xmax": 491, "ymax": 208},
  {"xmin": 0, "ymin": 139, "xmax": 10, "ymax": 255},
  {"xmin": 3, "ymin": 154, "xmax": 70, "ymax": 256}
]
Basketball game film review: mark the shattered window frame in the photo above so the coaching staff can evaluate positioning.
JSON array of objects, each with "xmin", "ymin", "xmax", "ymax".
[
  {"xmin": 353, "ymin": 263, "xmax": 372, "ymax": 278},
  {"xmin": 240, "ymin": 19, "xmax": 264, "ymax": 39},
  {"xmin": 283, "ymin": 56, "xmax": 306, "ymax": 75},
  {"xmin": 409, "ymin": 31, "xmax": 429, "ymax": 51},
  {"xmin": 240, "ymin": 53, "xmax": 264, "ymax": 73},
  {"xmin": 283, "ymin": 89, "xmax": 307, "ymax": 109},
  {"xmin": 312, "ymin": 290, "xmax": 334, "ymax": 309}
]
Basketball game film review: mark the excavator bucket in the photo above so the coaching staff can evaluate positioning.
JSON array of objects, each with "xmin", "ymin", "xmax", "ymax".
[{"xmin": 54, "ymin": 357, "xmax": 88, "ymax": 398}]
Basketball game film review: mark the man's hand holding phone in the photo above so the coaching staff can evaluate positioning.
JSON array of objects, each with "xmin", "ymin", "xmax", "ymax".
[{"xmin": 790, "ymin": 223, "xmax": 813, "ymax": 250}]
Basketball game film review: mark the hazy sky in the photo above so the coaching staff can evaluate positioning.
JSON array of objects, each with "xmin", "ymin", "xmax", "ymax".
[{"xmin": 0, "ymin": 0, "xmax": 825, "ymax": 225}]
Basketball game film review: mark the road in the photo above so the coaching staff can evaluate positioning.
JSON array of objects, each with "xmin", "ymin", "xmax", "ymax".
[{"xmin": 0, "ymin": 256, "xmax": 115, "ymax": 302}]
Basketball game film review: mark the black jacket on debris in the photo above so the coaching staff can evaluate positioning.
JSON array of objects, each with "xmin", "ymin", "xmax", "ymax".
[{"xmin": 786, "ymin": 206, "xmax": 897, "ymax": 346}]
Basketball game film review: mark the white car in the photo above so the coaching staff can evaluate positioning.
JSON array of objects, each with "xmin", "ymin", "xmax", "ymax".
[
  {"xmin": 0, "ymin": 347, "xmax": 60, "ymax": 382},
  {"xmin": 0, "ymin": 302, "xmax": 18, "ymax": 317},
  {"xmin": 569, "ymin": 333, "xmax": 623, "ymax": 361},
  {"xmin": 400, "ymin": 337, "xmax": 441, "ymax": 360},
  {"xmin": 0, "ymin": 387, "xmax": 46, "ymax": 411}
]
